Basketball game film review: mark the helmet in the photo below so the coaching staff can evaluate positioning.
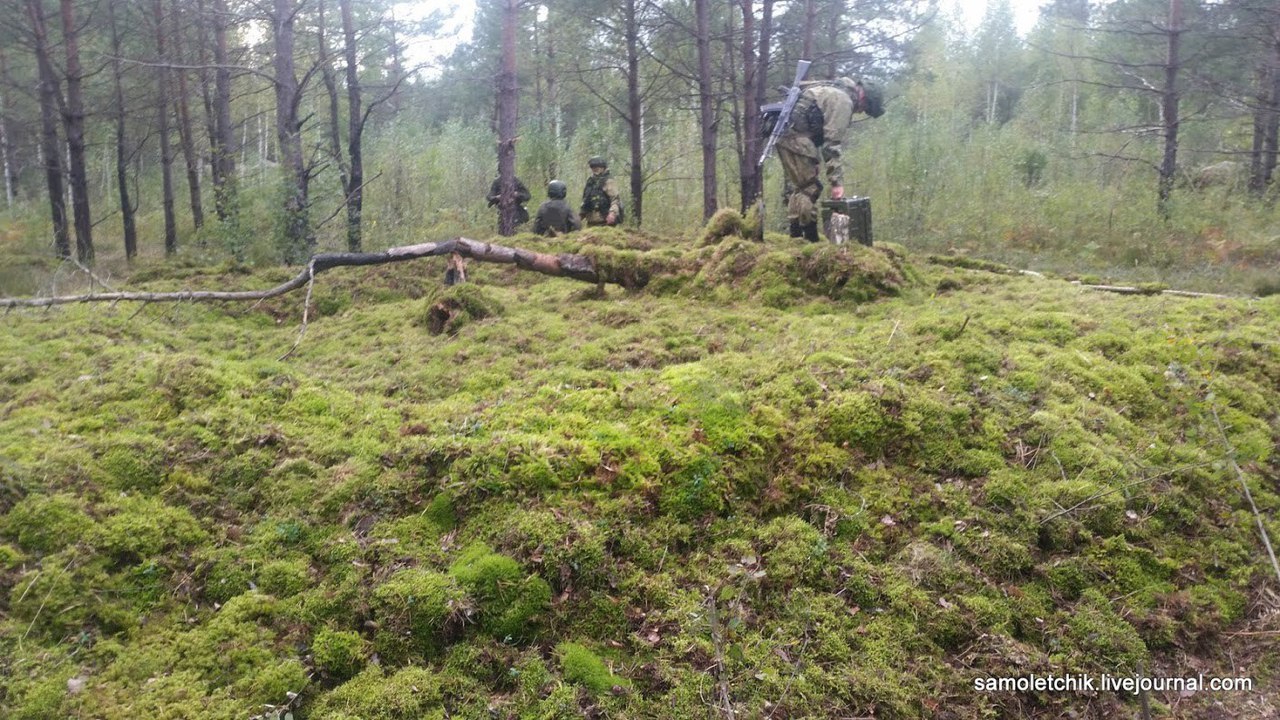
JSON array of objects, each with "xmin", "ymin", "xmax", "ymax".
[
  {"xmin": 547, "ymin": 180, "xmax": 567, "ymax": 199},
  {"xmin": 588, "ymin": 156, "xmax": 608, "ymax": 169}
]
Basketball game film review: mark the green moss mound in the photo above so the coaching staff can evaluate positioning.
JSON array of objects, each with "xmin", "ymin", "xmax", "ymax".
[
  {"xmin": 416, "ymin": 283, "xmax": 505, "ymax": 335},
  {"xmin": 1, "ymin": 246, "xmax": 1276, "ymax": 720}
]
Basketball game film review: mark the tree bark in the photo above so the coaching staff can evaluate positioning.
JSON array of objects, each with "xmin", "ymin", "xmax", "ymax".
[
  {"xmin": 108, "ymin": 0, "xmax": 139, "ymax": 261},
  {"xmin": 171, "ymin": 0, "xmax": 205, "ymax": 230},
  {"xmin": 1157, "ymin": 0, "xmax": 1182, "ymax": 218},
  {"xmin": 1250, "ymin": 12, "xmax": 1280, "ymax": 197},
  {"xmin": 27, "ymin": 0, "xmax": 70, "ymax": 259},
  {"xmin": 272, "ymin": 0, "xmax": 313, "ymax": 263},
  {"xmin": 340, "ymin": 0, "xmax": 364, "ymax": 251},
  {"xmin": 211, "ymin": 0, "xmax": 237, "ymax": 220},
  {"xmin": 496, "ymin": 0, "xmax": 520, "ymax": 236},
  {"xmin": 802, "ymin": 0, "xmax": 817, "ymax": 61},
  {"xmin": 695, "ymin": 0, "xmax": 718, "ymax": 221},
  {"xmin": 59, "ymin": 0, "xmax": 94, "ymax": 263},
  {"xmin": 1, "ymin": 238, "xmax": 639, "ymax": 309},
  {"xmin": 153, "ymin": 0, "xmax": 179, "ymax": 254},
  {"xmin": 0, "ymin": 51, "xmax": 17, "ymax": 208},
  {"xmin": 625, "ymin": 0, "xmax": 644, "ymax": 225},
  {"xmin": 739, "ymin": 0, "xmax": 760, "ymax": 210}
]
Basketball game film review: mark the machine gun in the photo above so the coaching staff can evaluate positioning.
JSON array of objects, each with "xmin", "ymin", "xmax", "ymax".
[
  {"xmin": 758, "ymin": 60, "xmax": 811, "ymax": 166},
  {"xmin": 753, "ymin": 59, "xmax": 811, "ymax": 240}
]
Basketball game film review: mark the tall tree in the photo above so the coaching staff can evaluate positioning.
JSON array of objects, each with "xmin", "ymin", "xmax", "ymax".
[
  {"xmin": 339, "ymin": 0, "xmax": 365, "ymax": 250},
  {"xmin": 209, "ymin": 0, "xmax": 238, "ymax": 221},
  {"xmin": 1158, "ymin": 0, "xmax": 1184, "ymax": 216},
  {"xmin": 271, "ymin": 0, "xmax": 313, "ymax": 262},
  {"xmin": 153, "ymin": 0, "xmax": 178, "ymax": 254},
  {"xmin": 496, "ymin": 0, "xmax": 520, "ymax": 236},
  {"xmin": 59, "ymin": 0, "xmax": 93, "ymax": 262},
  {"xmin": 694, "ymin": 0, "xmax": 717, "ymax": 220},
  {"xmin": 1246, "ymin": 0, "xmax": 1280, "ymax": 195},
  {"xmin": 0, "ymin": 51, "xmax": 17, "ymax": 207},
  {"xmin": 107, "ymin": 0, "xmax": 138, "ymax": 260},
  {"xmin": 171, "ymin": 0, "xmax": 205, "ymax": 230},
  {"xmin": 26, "ymin": 0, "xmax": 70, "ymax": 259}
]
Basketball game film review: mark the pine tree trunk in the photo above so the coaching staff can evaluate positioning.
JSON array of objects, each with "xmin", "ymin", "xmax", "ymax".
[
  {"xmin": 625, "ymin": 0, "xmax": 643, "ymax": 226},
  {"xmin": 739, "ymin": 0, "xmax": 759, "ymax": 210},
  {"xmin": 211, "ymin": 0, "xmax": 237, "ymax": 220},
  {"xmin": 340, "ymin": 0, "xmax": 364, "ymax": 251},
  {"xmin": 27, "ymin": 0, "xmax": 70, "ymax": 259},
  {"xmin": 60, "ymin": 0, "xmax": 94, "ymax": 263},
  {"xmin": 272, "ymin": 0, "xmax": 312, "ymax": 263},
  {"xmin": 171, "ymin": 0, "xmax": 204, "ymax": 230},
  {"xmin": 695, "ymin": 0, "xmax": 718, "ymax": 220},
  {"xmin": 1251, "ymin": 19, "xmax": 1280, "ymax": 197},
  {"xmin": 1157, "ymin": 0, "xmax": 1183, "ymax": 219},
  {"xmin": 496, "ymin": 0, "xmax": 519, "ymax": 236},
  {"xmin": 154, "ymin": 0, "xmax": 178, "ymax": 254},
  {"xmin": 108, "ymin": 0, "xmax": 138, "ymax": 260}
]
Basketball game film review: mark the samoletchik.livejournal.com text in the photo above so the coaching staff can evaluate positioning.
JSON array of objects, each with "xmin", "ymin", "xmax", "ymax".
[{"xmin": 974, "ymin": 673, "xmax": 1254, "ymax": 695}]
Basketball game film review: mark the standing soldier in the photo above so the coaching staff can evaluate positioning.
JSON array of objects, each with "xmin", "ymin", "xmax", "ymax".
[
  {"xmin": 533, "ymin": 180, "xmax": 582, "ymax": 236},
  {"xmin": 580, "ymin": 156, "xmax": 622, "ymax": 227},
  {"xmin": 776, "ymin": 77, "xmax": 883, "ymax": 241},
  {"xmin": 487, "ymin": 175, "xmax": 532, "ymax": 229}
]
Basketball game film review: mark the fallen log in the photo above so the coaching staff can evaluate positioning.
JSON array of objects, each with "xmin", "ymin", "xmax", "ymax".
[{"xmin": 1, "ymin": 237, "xmax": 612, "ymax": 309}]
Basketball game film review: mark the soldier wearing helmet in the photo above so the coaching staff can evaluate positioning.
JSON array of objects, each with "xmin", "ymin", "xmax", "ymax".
[
  {"xmin": 776, "ymin": 77, "xmax": 883, "ymax": 241},
  {"xmin": 533, "ymin": 180, "xmax": 582, "ymax": 236},
  {"xmin": 581, "ymin": 156, "xmax": 623, "ymax": 227}
]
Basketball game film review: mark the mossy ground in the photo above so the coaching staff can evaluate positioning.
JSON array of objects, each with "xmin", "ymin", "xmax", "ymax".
[{"xmin": 1, "ymin": 229, "xmax": 1278, "ymax": 718}]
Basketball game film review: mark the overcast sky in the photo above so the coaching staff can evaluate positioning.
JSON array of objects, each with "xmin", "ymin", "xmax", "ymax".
[{"xmin": 398, "ymin": 0, "xmax": 1043, "ymax": 71}]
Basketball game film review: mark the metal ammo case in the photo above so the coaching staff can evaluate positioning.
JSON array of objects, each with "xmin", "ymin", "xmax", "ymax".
[{"xmin": 820, "ymin": 197, "xmax": 872, "ymax": 246}]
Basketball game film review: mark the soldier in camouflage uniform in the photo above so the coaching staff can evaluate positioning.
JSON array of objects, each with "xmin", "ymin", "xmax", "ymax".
[
  {"xmin": 487, "ymin": 176, "xmax": 532, "ymax": 227},
  {"xmin": 580, "ymin": 156, "xmax": 622, "ymax": 227},
  {"xmin": 533, "ymin": 180, "xmax": 582, "ymax": 236},
  {"xmin": 776, "ymin": 78, "xmax": 883, "ymax": 242}
]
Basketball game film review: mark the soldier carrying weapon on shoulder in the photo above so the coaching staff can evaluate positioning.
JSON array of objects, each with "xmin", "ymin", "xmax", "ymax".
[{"xmin": 760, "ymin": 67, "xmax": 884, "ymax": 242}]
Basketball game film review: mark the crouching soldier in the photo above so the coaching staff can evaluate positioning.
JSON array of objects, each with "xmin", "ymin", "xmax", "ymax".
[{"xmin": 533, "ymin": 180, "xmax": 582, "ymax": 236}]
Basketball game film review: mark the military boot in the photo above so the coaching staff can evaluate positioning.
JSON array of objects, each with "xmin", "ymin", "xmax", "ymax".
[
  {"xmin": 803, "ymin": 221, "xmax": 821, "ymax": 243},
  {"xmin": 789, "ymin": 220, "xmax": 803, "ymax": 238}
]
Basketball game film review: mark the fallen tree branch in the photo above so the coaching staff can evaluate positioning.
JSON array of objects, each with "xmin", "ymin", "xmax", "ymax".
[
  {"xmin": 1211, "ymin": 405, "xmax": 1280, "ymax": 586},
  {"xmin": 0, "ymin": 237, "xmax": 611, "ymax": 309}
]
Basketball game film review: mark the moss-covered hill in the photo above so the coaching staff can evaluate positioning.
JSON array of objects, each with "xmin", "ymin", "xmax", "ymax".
[{"xmin": 1, "ymin": 232, "xmax": 1278, "ymax": 719}]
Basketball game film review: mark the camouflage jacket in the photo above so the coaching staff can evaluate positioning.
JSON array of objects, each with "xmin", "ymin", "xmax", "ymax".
[
  {"xmin": 533, "ymin": 199, "xmax": 582, "ymax": 236},
  {"xmin": 580, "ymin": 172, "xmax": 621, "ymax": 222},
  {"xmin": 795, "ymin": 84, "xmax": 857, "ymax": 188}
]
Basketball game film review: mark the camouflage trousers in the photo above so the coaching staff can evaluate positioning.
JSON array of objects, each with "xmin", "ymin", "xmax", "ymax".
[{"xmin": 777, "ymin": 131, "xmax": 822, "ymax": 225}]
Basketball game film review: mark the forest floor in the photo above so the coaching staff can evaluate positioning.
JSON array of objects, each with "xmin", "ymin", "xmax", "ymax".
[{"xmin": 1, "ymin": 227, "xmax": 1278, "ymax": 719}]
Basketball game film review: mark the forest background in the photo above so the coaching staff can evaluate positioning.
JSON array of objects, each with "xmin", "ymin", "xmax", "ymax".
[{"xmin": 0, "ymin": 0, "xmax": 1277, "ymax": 295}]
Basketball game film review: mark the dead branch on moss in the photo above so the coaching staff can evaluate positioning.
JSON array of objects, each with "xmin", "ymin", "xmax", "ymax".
[
  {"xmin": 0, "ymin": 237, "xmax": 617, "ymax": 309},
  {"xmin": 1211, "ymin": 406, "xmax": 1280, "ymax": 586}
]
